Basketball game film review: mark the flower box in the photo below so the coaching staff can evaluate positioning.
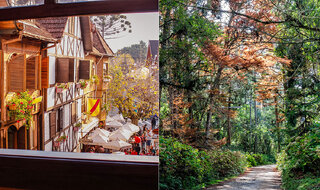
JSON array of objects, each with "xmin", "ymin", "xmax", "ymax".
[
  {"xmin": 53, "ymin": 141, "xmax": 60, "ymax": 147},
  {"xmin": 56, "ymin": 87, "xmax": 64, "ymax": 93}
]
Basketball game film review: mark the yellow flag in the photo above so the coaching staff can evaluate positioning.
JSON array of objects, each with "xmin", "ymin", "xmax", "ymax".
[{"xmin": 87, "ymin": 98, "xmax": 100, "ymax": 116}]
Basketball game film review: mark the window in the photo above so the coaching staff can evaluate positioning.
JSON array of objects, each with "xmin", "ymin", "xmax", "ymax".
[
  {"xmin": 49, "ymin": 111, "xmax": 56, "ymax": 138},
  {"xmin": 79, "ymin": 60, "xmax": 90, "ymax": 79},
  {"xmin": 56, "ymin": 58, "xmax": 75, "ymax": 83}
]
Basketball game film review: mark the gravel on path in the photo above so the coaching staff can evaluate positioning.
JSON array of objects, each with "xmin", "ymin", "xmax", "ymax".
[{"xmin": 206, "ymin": 165, "xmax": 282, "ymax": 190}]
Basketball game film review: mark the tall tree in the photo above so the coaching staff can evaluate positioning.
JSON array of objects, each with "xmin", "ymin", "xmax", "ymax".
[{"xmin": 91, "ymin": 15, "xmax": 132, "ymax": 39}]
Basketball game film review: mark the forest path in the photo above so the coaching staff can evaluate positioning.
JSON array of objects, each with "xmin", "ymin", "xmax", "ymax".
[{"xmin": 206, "ymin": 165, "xmax": 282, "ymax": 190}]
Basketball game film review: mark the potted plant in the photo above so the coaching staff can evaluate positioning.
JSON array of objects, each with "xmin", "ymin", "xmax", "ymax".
[
  {"xmin": 74, "ymin": 123, "xmax": 82, "ymax": 131},
  {"xmin": 6, "ymin": 91, "xmax": 33, "ymax": 128}
]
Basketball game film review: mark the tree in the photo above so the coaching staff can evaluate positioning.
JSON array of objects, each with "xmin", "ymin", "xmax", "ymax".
[
  {"xmin": 117, "ymin": 41, "xmax": 147, "ymax": 64},
  {"xmin": 91, "ymin": 15, "xmax": 132, "ymax": 39},
  {"xmin": 107, "ymin": 54, "xmax": 159, "ymax": 125}
]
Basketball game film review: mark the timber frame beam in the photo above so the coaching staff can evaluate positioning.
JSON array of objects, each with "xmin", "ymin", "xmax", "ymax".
[{"xmin": 0, "ymin": 0, "xmax": 158, "ymax": 21}]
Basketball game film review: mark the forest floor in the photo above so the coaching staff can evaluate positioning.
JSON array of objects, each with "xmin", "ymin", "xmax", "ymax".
[{"xmin": 206, "ymin": 165, "xmax": 282, "ymax": 190}]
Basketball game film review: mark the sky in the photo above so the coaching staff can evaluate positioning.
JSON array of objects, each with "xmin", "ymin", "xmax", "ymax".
[{"xmin": 106, "ymin": 12, "xmax": 159, "ymax": 52}]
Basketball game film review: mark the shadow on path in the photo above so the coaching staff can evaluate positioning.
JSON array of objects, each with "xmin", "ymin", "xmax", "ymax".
[{"xmin": 206, "ymin": 165, "xmax": 281, "ymax": 190}]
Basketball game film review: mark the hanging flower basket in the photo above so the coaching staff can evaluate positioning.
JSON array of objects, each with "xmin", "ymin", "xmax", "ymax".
[
  {"xmin": 90, "ymin": 75, "xmax": 100, "ymax": 85},
  {"xmin": 6, "ymin": 91, "xmax": 33, "ymax": 128},
  {"xmin": 8, "ymin": 104, "xmax": 17, "ymax": 111},
  {"xmin": 79, "ymin": 80, "xmax": 88, "ymax": 89}
]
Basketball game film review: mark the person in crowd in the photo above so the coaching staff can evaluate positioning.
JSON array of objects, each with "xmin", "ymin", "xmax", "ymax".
[
  {"xmin": 141, "ymin": 133, "xmax": 146, "ymax": 150},
  {"xmin": 96, "ymin": 146, "xmax": 105, "ymax": 153},
  {"xmin": 134, "ymin": 134, "xmax": 141, "ymax": 155},
  {"xmin": 98, "ymin": 121, "xmax": 105, "ymax": 129},
  {"xmin": 89, "ymin": 146, "xmax": 95, "ymax": 153},
  {"xmin": 131, "ymin": 149, "xmax": 137, "ymax": 155},
  {"xmin": 143, "ymin": 124, "xmax": 148, "ymax": 133},
  {"xmin": 146, "ymin": 129, "xmax": 152, "ymax": 152},
  {"xmin": 151, "ymin": 115, "xmax": 157, "ymax": 130},
  {"xmin": 150, "ymin": 145, "xmax": 156, "ymax": 156}
]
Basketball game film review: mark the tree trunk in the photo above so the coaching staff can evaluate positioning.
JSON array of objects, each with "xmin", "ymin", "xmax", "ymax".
[
  {"xmin": 227, "ymin": 86, "xmax": 231, "ymax": 146},
  {"xmin": 131, "ymin": 117, "xmax": 139, "ymax": 126},
  {"xmin": 275, "ymin": 95, "xmax": 281, "ymax": 152}
]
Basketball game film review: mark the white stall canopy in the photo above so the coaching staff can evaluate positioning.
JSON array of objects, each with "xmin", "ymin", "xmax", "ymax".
[
  {"xmin": 109, "ymin": 128, "xmax": 133, "ymax": 141},
  {"xmin": 122, "ymin": 123, "xmax": 140, "ymax": 133},
  {"xmin": 104, "ymin": 140, "xmax": 132, "ymax": 150}
]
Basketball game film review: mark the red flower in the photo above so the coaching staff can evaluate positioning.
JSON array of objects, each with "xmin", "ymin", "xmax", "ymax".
[
  {"xmin": 28, "ymin": 101, "xmax": 32, "ymax": 104},
  {"xmin": 6, "ymin": 105, "xmax": 8, "ymax": 107},
  {"xmin": 20, "ymin": 102, "xmax": 23, "ymax": 105},
  {"xmin": 17, "ymin": 120, "xmax": 20, "ymax": 123},
  {"xmin": 12, "ymin": 104, "xmax": 16, "ymax": 106},
  {"xmin": 23, "ymin": 118, "xmax": 26, "ymax": 121}
]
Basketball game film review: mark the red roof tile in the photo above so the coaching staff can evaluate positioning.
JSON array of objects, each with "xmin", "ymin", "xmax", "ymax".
[
  {"xmin": 23, "ymin": 23, "xmax": 56, "ymax": 42},
  {"xmin": 36, "ymin": 17, "xmax": 68, "ymax": 40}
]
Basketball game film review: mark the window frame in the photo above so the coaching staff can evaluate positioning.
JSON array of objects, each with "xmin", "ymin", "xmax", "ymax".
[{"xmin": 0, "ymin": 1, "xmax": 158, "ymax": 189}]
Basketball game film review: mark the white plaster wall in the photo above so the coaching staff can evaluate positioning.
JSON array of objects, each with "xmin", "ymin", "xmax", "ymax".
[
  {"xmin": 77, "ymin": 98, "xmax": 81, "ymax": 118},
  {"xmin": 44, "ymin": 113, "xmax": 50, "ymax": 142},
  {"xmin": 47, "ymin": 43, "xmax": 55, "ymax": 54},
  {"xmin": 64, "ymin": 104, "xmax": 70, "ymax": 129},
  {"xmin": 49, "ymin": 55, "xmax": 56, "ymax": 84},
  {"xmin": 47, "ymin": 87, "xmax": 55, "ymax": 109},
  {"xmin": 45, "ymin": 141, "xmax": 52, "ymax": 151}
]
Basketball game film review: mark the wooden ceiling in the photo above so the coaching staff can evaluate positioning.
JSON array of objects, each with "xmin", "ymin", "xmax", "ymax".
[{"xmin": 0, "ymin": 0, "xmax": 158, "ymax": 21}]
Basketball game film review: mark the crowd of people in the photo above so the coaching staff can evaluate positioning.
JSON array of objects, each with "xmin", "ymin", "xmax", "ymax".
[
  {"xmin": 124, "ymin": 124, "xmax": 159, "ymax": 156},
  {"xmin": 81, "ymin": 115, "xmax": 159, "ymax": 156}
]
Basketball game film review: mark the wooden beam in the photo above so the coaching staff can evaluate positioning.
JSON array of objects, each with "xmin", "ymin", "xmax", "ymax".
[{"xmin": 0, "ymin": 0, "xmax": 158, "ymax": 21}]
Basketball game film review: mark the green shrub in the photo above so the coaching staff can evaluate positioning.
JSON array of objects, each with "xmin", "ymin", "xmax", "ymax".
[
  {"xmin": 277, "ymin": 127, "xmax": 320, "ymax": 190},
  {"xmin": 160, "ymin": 137, "xmax": 247, "ymax": 189},
  {"xmin": 246, "ymin": 154, "xmax": 257, "ymax": 167},
  {"xmin": 246, "ymin": 153, "xmax": 275, "ymax": 167}
]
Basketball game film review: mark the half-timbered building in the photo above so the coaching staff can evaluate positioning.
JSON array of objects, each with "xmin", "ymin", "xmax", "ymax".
[
  {"xmin": 39, "ymin": 16, "xmax": 113, "ymax": 152},
  {"xmin": 0, "ymin": 18, "xmax": 58, "ymax": 150},
  {"xmin": 0, "ymin": 13, "xmax": 114, "ymax": 152}
]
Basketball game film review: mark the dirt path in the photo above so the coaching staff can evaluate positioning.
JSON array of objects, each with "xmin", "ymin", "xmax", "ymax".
[{"xmin": 206, "ymin": 165, "xmax": 282, "ymax": 190}]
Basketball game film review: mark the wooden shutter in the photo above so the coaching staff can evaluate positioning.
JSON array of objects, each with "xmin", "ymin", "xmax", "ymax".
[
  {"xmin": 49, "ymin": 111, "xmax": 56, "ymax": 138},
  {"xmin": 79, "ymin": 60, "xmax": 90, "ymax": 79},
  {"xmin": 26, "ymin": 56, "xmax": 36, "ymax": 90},
  {"xmin": 57, "ymin": 108, "xmax": 63, "ymax": 132},
  {"xmin": 8, "ymin": 55, "xmax": 25, "ymax": 92},
  {"xmin": 41, "ymin": 56, "xmax": 49, "ymax": 88},
  {"xmin": 71, "ymin": 102, "xmax": 76, "ymax": 124},
  {"xmin": 69, "ymin": 58, "xmax": 74, "ymax": 82},
  {"xmin": 56, "ymin": 58, "xmax": 69, "ymax": 83}
]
